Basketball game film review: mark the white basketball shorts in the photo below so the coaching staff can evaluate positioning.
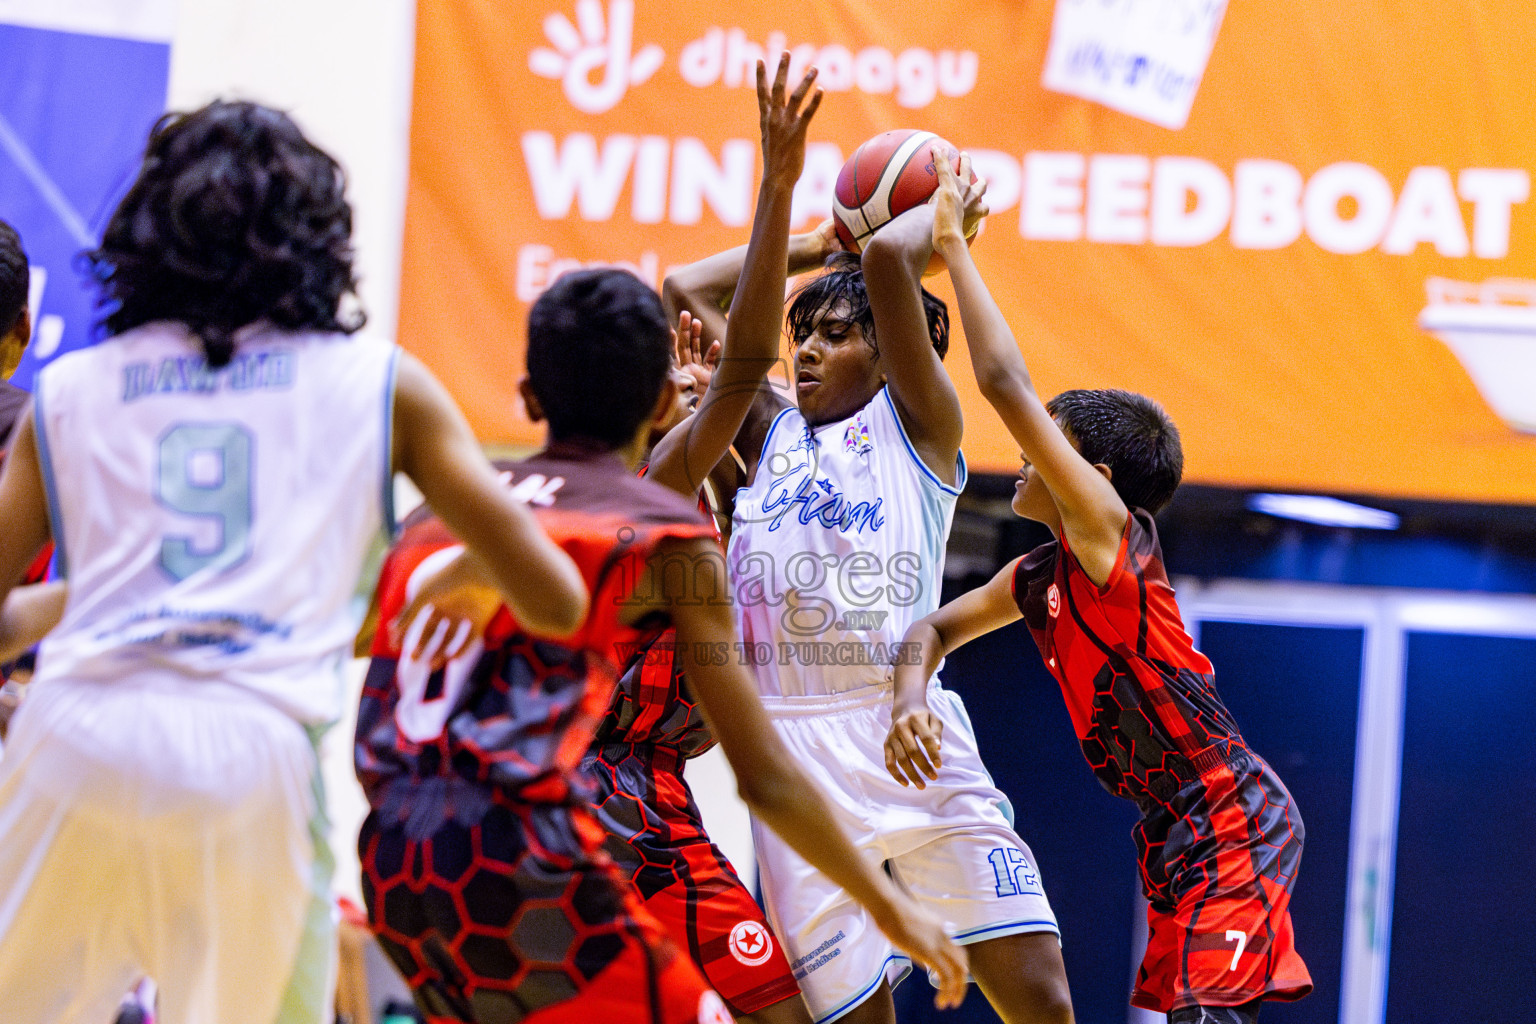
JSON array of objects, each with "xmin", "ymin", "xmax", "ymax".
[
  {"xmin": 0, "ymin": 676, "xmax": 335, "ymax": 1024},
  {"xmin": 752, "ymin": 682, "xmax": 1058, "ymax": 1023}
]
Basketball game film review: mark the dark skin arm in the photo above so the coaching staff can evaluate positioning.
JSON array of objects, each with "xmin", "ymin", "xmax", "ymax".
[
  {"xmin": 630, "ymin": 536, "xmax": 969, "ymax": 1010},
  {"xmin": 391, "ymin": 352, "xmax": 588, "ymax": 639},
  {"xmin": 0, "ymin": 581, "xmax": 65, "ymax": 664},
  {"xmin": 647, "ymin": 55, "xmax": 823, "ymax": 499},
  {"xmin": 931, "ymin": 151, "xmax": 1125, "ymax": 584},
  {"xmin": 854, "ymin": 156, "xmax": 990, "ymax": 488},
  {"xmin": 660, "ymin": 215, "xmax": 837, "ymax": 486},
  {"xmin": 884, "ymin": 153, "xmax": 1130, "ymax": 787},
  {"xmin": 856, "ymin": 217, "xmax": 958, "ymax": 486},
  {"xmin": 0, "ymin": 413, "xmax": 55, "ymax": 632},
  {"xmin": 886, "ymin": 559, "xmax": 1022, "ymax": 787}
]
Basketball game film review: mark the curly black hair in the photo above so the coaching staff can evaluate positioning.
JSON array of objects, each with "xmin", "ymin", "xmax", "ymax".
[
  {"xmin": 86, "ymin": 100, "xmax": 363, "ymax": 367},
  {"xmin": 785, "ymin": 251, "xmax": 949, "ymax": 359},
  {"xmin": 0, "ymin": 219, "xmax": 27, "ymax": 334}
]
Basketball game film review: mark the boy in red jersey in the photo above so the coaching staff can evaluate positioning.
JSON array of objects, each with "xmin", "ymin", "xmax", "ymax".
[
  {"xmin": 354, "ymin": 96, "xmax": 969, "ymax": 1020},
  {"xmin": 886, "ymin": 152, "xmax": 1313, "ymax": 1024}
]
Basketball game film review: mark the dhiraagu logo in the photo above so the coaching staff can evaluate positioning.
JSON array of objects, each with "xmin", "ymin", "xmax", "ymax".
[{"xmin": 529, "ymin": 0, "xmax": 665, "ymax": 114}]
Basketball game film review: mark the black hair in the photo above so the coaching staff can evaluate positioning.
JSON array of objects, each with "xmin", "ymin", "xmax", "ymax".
[
  {"xmin": 86, "ymin": 100, "xmax": 363, "ymax": 368},
  {"xmin": 1047, "ymin": 389, "xmax": 1184, "ymax": 514},
  {"xmin": 0, "ymin": 219, "xmax": 27, "ymax": 334},
  {"xmin": 785, "ymin": 251, "xmax": 949, "ymax": 359},
  {"xmin": 526, "ymin": 269, "xmax": 671, "ymax": 448}
]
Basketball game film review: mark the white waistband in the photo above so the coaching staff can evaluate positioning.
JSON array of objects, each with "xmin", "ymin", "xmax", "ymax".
[{"xmin": 758, "ymin": 680, "xmax": 897, "ymax": 716}]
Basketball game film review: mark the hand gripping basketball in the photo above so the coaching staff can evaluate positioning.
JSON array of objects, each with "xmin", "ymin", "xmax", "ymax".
[
  {"xmin": 931, "ymin": 146, "xmax": 989, "ymax": 268},
  {"xmin": 832, "ymin": 128, "xmax": 984, "ymax": 272}
]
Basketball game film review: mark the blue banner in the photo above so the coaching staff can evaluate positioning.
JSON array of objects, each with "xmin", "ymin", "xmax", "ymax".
[{"xmin": 0, "ymin": 21, "xmax": 169, "ymax": 391}]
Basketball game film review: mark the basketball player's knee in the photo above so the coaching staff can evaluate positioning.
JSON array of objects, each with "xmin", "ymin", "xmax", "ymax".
[{"xmin": 1005, "ymin": 970, "xmax": 1074, "ymax": 1024}]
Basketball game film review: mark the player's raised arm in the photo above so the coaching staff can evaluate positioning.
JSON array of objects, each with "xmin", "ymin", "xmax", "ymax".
[
  {"xmin": 931, "ymin": 150, "xmax": 1126, "ymax": 584},
  {"xmin": 648, "ymin": 54, "xmax": 824, "ymax": 497},
  {"xmin": 659, "ymin": 220, "xmax": 838, "ymax": 484},
  {"xmin": 886, "ymin": 558, "xmax": 1024, "ymax": 788},
  {"xmin": 633, "ymin": 535, "xmax": 970, "ymax": 1010},
  {"xmin": 391, "ymin": 352, "xmax": 588, "ymax": 639},
  {"xmin": 857, "ymin": 198, "xmax": 969, "ymax": 484}
]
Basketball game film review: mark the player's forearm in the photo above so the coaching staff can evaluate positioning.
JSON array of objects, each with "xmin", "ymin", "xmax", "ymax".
[
  {"xmin": 663, "ymin": 227, "xmax": 828, "ymax": 323},
  {"xmin": 446, "ymin": 505, "xmax": 587, "ymax": 639},
  {"xmin": 649, "ymin": 184, "xmax": 791, "ymax": 496},
  {"xmin": 862, "ymin": 205, "xmax": 935, "ymax": 282},
  {"xmin": 394, "ymin": 355, "xmax": 589, "ymax": 639},
  {"xmin": 662, "ymin": 251, "xmax": 743, "ymax": 322},
  {"xmin": 720, "ymin": 181, "xmax": 796, "ymax": 375},
  {"xmin": 788, "ymin": 229, "xmax": 833, "ymax": 275},
  {"xmin": 0, "ymin": 581, "xmax": 65, "ymax": 663},
  {"xmin": 936, "ymin": 235, "xmax": 1039, "ymax": 402},
  {"xmin": 423, "ymin": 472, "xmax": 585, "ymax": 640},
  {"xmin": 892, "ymin": 620, "xmax": 944, "ymax": 717}
]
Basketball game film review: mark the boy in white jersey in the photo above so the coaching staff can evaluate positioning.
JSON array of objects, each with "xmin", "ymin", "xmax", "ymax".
[
  {"xmin": 0, "ymin": 101, "xmax": 588, "ymax": 1024},
  {"xmin": 680, "ymin": 182, "xmax": 1075, "ymax": 1022}
]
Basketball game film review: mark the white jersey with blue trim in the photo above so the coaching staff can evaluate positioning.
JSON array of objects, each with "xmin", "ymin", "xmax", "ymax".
[
  {"xmin": 30, "ymin": 323, "xmax": 397, "ymax": 724},
  {"xmin": 728, "ymin": 387, "xmax": 965, "ymax": 698}
]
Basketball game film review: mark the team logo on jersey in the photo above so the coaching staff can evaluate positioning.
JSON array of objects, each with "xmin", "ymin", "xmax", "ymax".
[
  {"xmin": 1047, "ymin": 583, "xmax": 1061, "ymax": 618},
  {"xmin": 844, "ymin": 414, "xmax": 873, "ymax": 455},
  {"xmin": 728, "ymin": 920, "xmax": 775, "ymax": 966}
]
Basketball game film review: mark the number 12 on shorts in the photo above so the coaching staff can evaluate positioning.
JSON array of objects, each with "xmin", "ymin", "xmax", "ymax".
[{"xmin": 987, "ymin": 848, "xmax": 1039, "ymax": 898}]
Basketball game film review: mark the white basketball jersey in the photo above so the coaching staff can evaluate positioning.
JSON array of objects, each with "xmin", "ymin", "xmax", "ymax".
[
  {"xmin": 728, "ymin": 388, "xmax": 965, "ymax": 698},
  {"xmin": 30, "ymin": 323, "xmax": 397, "ymax": 724}
]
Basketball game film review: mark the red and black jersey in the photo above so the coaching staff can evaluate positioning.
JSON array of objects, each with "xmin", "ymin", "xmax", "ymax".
[
  {"xmin": 1012, "ymin": 510, "xmax": 1249, "ymax": 815},
  {"xmin": 1013, "ymin": 512, "xmax": 1312, "ymax": 1011},
  {"xmin": 590, "ymin": 465, "xmax": 719, "ymax": 757},
  {"xmin": 354, "ymin": 444, "xmax": 716, "ymax": 834},
  {"xmin": 593, "ymin": 638, "xmax": 715, "ymax": 757}
]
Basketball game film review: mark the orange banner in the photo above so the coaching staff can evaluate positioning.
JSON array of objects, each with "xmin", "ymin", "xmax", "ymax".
[{"xmin": 400, "ymin": 0, "xmax": 1536, "ymax": 504}]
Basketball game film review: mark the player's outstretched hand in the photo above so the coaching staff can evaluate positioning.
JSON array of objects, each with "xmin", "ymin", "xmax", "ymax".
[
  {"xmin": 885, "ymin": 702, "xmax": 944, "ymax": 788},
  {"xmin": 875, "ymin": 900, "xmax": 970, "ymax": 1010},
  {"xmin": 672, "ymin": 309, "xmax": 718, "ymax": 409},
  {"xmin": 932, "ymin": 146, "xmax": 989, "ymax": 252},
  {"xmin": 757, "ymin": 52, "xmax": 822, "ymax": 189},
  {"xmin": 391, "ymin": 548, "xmax": 503, "ymax": 669}
]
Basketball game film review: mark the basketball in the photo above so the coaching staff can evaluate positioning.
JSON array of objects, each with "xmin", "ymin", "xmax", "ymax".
[{"xmin": 832, "ymin": 128, "xmax": 977, "ymax": 269}]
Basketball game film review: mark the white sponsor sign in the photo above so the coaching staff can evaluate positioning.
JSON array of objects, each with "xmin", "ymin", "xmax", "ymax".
[
  {"xmin": 1041, "ymin": 0, "xmax": 1227, "ymax": 130},
  {"xmin": 0, "ymin": 0, "xmax": 175, "ymax": 43}
]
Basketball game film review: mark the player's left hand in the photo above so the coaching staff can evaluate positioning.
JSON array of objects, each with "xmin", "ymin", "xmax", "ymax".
[
  {"xmin": 758, "ymin": 52, "xmax": 822, "ymax": 188},
  {"xmin": 885, "ymin": 703, "xmax": 944, "ymax": 788},
  {"xmin": 673, "ymin": 309, "xmax": 719, "ymax": 409},
  {"xmin": 391, "ymin": 548, "xmax": 503, "ymax": 669}
]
